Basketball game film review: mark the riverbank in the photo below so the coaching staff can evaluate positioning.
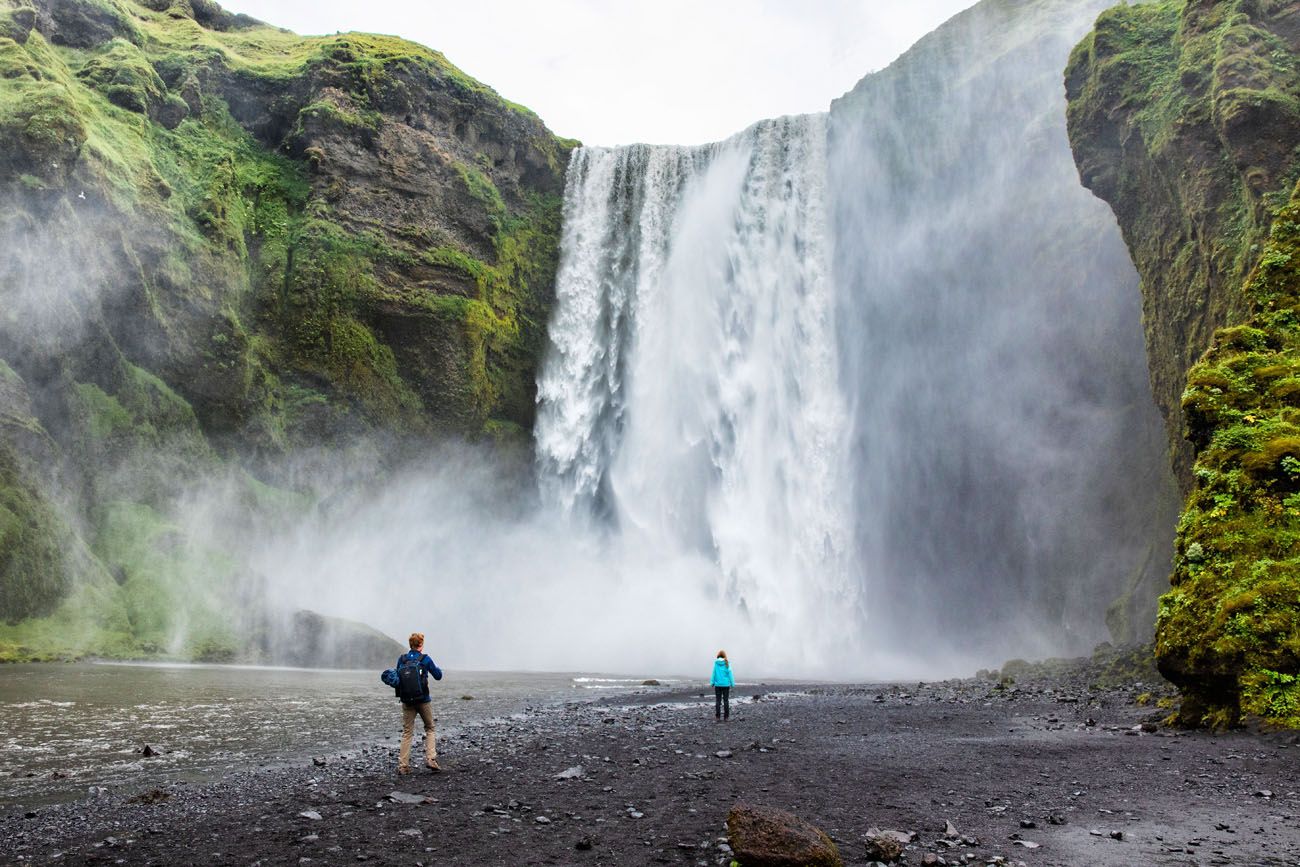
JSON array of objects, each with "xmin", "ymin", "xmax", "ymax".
[{"xmin": 3, "ymin": 674, "xmax": 1298, "ymax": 866}]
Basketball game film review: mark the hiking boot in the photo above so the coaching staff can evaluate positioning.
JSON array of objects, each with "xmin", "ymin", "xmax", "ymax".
[
  {"xmin": 426, "ymin": 759, "xmax": 441, "ymax": 772},
  {"xmin": 397, "ymin": 766, "xmax": 411, "ymax": 776}
]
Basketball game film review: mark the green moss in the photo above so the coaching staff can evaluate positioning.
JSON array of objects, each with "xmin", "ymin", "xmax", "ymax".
[
  {"xmin": 1067, "ymin": 0, "xmax": 1300, "ymax": 488},
  {"xmin": 1159, "ymin": 190, "xmax": 1300, "ymax": 729},
  {"xmin": 74, "ymin": 36, "xmax": 165, "ymax": 115}
]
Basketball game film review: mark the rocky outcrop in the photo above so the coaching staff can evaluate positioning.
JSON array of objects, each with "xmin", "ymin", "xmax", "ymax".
[
  {"xmin": 1067, "ymin": 0, "xmax": 1300, "ymax": 493},
  {"xmin": 0, "ymin": 0, "xmax": 573, "ymax": 661},
  {"xmin": 1068, "ymin": 0, "xmax": 1300, "ymax": 727}
]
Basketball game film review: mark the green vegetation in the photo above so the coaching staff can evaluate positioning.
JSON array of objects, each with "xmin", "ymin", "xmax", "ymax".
[
  {"xmin": 1162, "ymin": 193, "xmax": 1300, "ymax": 728},
  {"xmin": 1066, "ymin": 0, "xmax": 1300, "ymax": 489},
  {"xmin": 0, "ymin": 0, "xmax": 572, "ymax": 660},
  {"xmin": 1068, "ymin": 0, "xmax": 1300, "ymax": 728}
]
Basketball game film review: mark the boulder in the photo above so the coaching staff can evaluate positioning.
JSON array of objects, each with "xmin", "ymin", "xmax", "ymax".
[{"xmin": 726, "ymin": 804, "xmax": 843, "ymax": 867}]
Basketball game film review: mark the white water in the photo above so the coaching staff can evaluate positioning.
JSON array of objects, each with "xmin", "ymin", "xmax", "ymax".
[{"xmin": 536, "ymin": 116, "xmax": 862, "ymax": 654}]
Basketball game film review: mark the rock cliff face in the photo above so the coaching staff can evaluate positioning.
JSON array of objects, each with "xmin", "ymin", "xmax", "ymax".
[
  {"xmin": 1068, "ymin": 0, "xmax": 1300, "ymax": 727},
  {"xmin": 0, "ymin": 0, "xmax": 572, "ymax": 661}
]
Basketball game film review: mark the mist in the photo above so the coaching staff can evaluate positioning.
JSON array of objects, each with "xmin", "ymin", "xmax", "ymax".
[{"xmin": 2, "ymin": 0, "xmax": 1177, "ymax": 682}]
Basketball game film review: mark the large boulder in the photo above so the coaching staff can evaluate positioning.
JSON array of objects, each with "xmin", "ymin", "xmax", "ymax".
[{"xmin": 726, "ymin": 804, "xmax": 843, "ymax": 867}]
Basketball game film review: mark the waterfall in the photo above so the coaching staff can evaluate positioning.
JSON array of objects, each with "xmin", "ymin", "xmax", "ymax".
[
  {"xmin": 536, "ymin": 116, "xmax": 861, "ymax": 647},
  {"xmin": 535, "ymin": 0, "xmax": 1176, "ymax": 673}
]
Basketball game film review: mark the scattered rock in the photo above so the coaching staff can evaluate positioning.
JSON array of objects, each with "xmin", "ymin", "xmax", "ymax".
[
  {"xmin": 139, "ymin": 744, "xmax": 158, "ymax": 758},
  {"xmin": 386, "ymin": 791, "xmax": 429, "ymax": 805},
  {"xmin": 715, "ymin": 750, "xmax": 733, "ymax": 759},
  {"xmin": 554, "ymin": 766, "xmax": 584, "ymax": 780},
  {"xmin": 298, "ymin": 811, "xmax": 322, "ymax": 821},
  {"xmin": 1013, "ymin": 840, "xmax": 1040, "ymax": 849},
  {"xmin": 726, "ymin": 804, "xmax": 843, "ymax": 867},
  {"xmin": 460, "ymin": 695, "xmax": 475, "ymax": 701},
  {"xmin": 642, "ymin": 679, "xmax": 661, "ymax": 686},
  {"xmin": 126, "ymin": 788, "xmax": 170, "ymax": 805},
  {"xmin": 312, "ymin": 757, "xmax": 327, "ymax": 767},
  {"xmin": 943, "ymin": 819, "xmax": 961, "ymax": 839},
  {"xmin": 574, "ymin": 836, "xmax": 595, "ymax": 851},
  {"xmin": 863, "ymin": 832, "xmax": 904, "ymax": 862},
  {"xmin": 399, "ymin": 828, "xmax": 421, "ymax": 837},
  {"xmin": 1109, "ymin": 830, "xmax": 1124, "ymax": 840}
]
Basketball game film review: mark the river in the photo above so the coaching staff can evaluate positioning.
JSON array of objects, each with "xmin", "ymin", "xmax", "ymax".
[{"xmin": 0, "ymin": 662, "xmax": 671, "ymax": 808}]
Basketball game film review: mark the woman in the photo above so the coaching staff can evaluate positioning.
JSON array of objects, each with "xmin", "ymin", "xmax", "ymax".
[{"xmin": 710, "ymin": 650, "xmax": 735, "ymax": 721}]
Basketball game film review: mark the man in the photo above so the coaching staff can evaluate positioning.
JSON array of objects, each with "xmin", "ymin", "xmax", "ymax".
[{"xmin": 394, "ymin": 632, "xmax": 443, "ymax": 774}]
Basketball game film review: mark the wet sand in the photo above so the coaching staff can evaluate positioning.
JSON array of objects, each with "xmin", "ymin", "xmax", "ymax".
[{"xmin": 3, "ymin": 675, "xmax": 1298, "ymax": 866}]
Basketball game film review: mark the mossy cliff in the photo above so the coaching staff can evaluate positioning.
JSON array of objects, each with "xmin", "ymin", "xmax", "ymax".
[
  {"xmin": 0, "ymin": 0, "xmax": 574, "ymax": 661},
  {"xmin": 1067, "ymin": 0, "xmax": 1300, "ymax": 726}
]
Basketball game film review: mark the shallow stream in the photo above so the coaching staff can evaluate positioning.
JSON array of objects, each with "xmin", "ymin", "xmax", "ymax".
[{"xmin": 0, "ymin": 662, "xmax": 671, "ymax": 808}]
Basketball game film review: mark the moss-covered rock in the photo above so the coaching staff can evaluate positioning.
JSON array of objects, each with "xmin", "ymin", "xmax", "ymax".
[
  {"xmin": 0, "ymin": 0, "xmax": 574, "ymax": 660},
  {"xmin": 1158, "ymin": 191, "xmax": 1300, "ymax": 728},
  {"xmin": 1069, "ymin": 0, "xmax": 1300, "ymax": 728},
  {"xmin": 1066, "ymin": 0, "xmax": 1300, "ymax": 493}
]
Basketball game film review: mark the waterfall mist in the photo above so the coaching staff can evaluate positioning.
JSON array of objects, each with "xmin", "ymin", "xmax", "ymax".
[{"xmin": 2, "ymin": 0, "xmax": 1179, "ymax": 680}]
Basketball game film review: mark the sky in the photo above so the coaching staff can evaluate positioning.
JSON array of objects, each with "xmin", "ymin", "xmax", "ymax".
[{"xmin": 219, "ymin": 0, "xmax": 979, "ymax": 146}]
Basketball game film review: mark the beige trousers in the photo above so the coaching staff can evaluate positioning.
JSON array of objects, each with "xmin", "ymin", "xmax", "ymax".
[{"xmin": 399, "ymin": 701, "xmax": 436, "ymax": 769}]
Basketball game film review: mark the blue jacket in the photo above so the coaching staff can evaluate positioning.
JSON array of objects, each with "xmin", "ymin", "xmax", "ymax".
[
  {"xmin": 396, "ymin": 650, "xmax": 443, "ymax": 704},
  {"xmin": 710, "ymin": 657, "xmax": 734, "ymax": 688}
]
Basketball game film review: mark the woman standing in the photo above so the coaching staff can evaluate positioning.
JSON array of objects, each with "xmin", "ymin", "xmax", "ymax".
[{"xmin": 711, "ymin": 650, "xmax": 735, "ymax": 721}]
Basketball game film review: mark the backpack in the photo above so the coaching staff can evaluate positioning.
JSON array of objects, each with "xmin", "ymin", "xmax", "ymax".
[
  {"xmin": 395, "ymin": 653, "xmax": 426, "ymax": 702},
  {"xmin": 380, "ymin": 668, "xmax": 399, "ymax": 688}
]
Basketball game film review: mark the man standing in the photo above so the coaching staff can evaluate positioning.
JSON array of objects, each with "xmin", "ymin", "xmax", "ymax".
[{"xmin": 394, "ymin": 632, "xmax": 443, "ymax": 774}]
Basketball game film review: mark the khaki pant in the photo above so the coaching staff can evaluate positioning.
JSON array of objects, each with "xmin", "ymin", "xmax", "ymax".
[{"xmin": 399, "ymin": 701, "xmax": 436, "ymax": 770}]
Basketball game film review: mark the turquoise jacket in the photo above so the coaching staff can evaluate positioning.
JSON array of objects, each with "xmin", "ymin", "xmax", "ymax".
[{"xmin": 710, "ymin": 657, "xmax": 735, "ymax": 688}]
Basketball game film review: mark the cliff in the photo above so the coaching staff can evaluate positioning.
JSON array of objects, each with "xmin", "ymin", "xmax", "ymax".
[
  {"xmin": 1068, "ymin": 0, "xmax": 1300, "ymax": 727},
  {"xmin": 828, "ymin": 0, "xmax": 1178, "ymax": 653},
  {"xmin": 0, "ymin": 0, "xmax": 573, "ymax": 661}
]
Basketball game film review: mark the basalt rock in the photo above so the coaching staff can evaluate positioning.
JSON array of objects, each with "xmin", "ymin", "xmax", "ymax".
[
  {"xmin": 1067, "ymin": 0, "xmax": 1300, "ymax": 728},
  {"xmin": 725, "ymin": 804, "xmax": 843, "ymax": 867},
  {"xmin": 0, "ymin": 0, "xmax": 573, "ymax": 660}
]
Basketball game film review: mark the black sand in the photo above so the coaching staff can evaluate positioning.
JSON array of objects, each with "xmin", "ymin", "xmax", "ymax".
[{"xmin": 3, "ymin": 677, "xmax": 1298, "ymax": 866}]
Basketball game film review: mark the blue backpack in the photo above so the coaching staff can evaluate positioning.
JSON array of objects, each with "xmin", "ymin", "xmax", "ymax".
[{"xmin": 380, "ymin": 668, "xmax": 399, "ymax": 688}]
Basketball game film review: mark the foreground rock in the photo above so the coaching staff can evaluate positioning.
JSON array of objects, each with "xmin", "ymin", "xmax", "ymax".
[{"xmin": 726, "ymin": 803, "xmax": 843, "ymax": 867}]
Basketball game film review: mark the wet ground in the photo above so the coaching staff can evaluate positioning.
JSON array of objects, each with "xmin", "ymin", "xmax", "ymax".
[
  {"xmin": 0, "ymin": 663, "xmax": 673, "ymax": 807},
  {"xmin": 3, "ymin": 674, "xmax": 1298, "ymax": 866}
]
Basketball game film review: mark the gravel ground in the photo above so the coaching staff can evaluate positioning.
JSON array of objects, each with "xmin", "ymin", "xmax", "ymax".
[{"xmin": 3, "ymin": 676, "xmax": 1298, "ymax": 866}]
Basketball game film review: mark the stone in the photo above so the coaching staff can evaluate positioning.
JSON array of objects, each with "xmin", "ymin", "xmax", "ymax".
[
  {"xmin": 642, "ymin": 679, "xmax": 661, "ymax": 686},
  {"xmin": 554, "ymin": 766, "xmax": 585, "ymax": 780},
  {"xmin": 726, "ymin": 804, "xmax": 843, "ymax": 867},
  {"xmin": 863, "ymin": 832, "xmax": 904, "ymax": 862},
  {"xmin": 943, "ymin": 820, "xmax": 961, "ymax": 839},
  {"xmin": 575, "ymin": 836, "xmax": 595, "ymax": 850},
  {"xmin": 386, "ymin": 791, "xmax": 428, "ymax": 805},
  {"xmin": 715, "ymin": 750, "xmax": 734, "ymax": 759},
  {"xmin": 140, "ymin": 744, "xmax": 157, "ymax": 758},
  {"xmin": 298, "ymin": 811, "xmax": 322, "ymax": 821}
]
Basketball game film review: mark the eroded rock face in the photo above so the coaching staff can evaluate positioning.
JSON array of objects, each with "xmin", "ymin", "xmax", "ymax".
[
  {"xmin": 1066, "ymin": 0, "xmax": 1300, "ymax": 492},
  {"xmin": 1068, "ymin": 0, "xmax": 1300, "ymax": 729},
  {"xmin": 725, "ymin": 804, "xmax": 843, "ymax": 867},
  {"xmin": 0, "ymin": 0, "xmax": 572, "ymax": 660}
]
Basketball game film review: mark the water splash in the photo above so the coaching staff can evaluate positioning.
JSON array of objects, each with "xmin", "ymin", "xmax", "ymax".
[{"xmin": 536, "ymin": 116, "xmax": 861, "ymax": 661}]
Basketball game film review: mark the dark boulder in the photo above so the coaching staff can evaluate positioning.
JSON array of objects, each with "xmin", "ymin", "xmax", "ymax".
[{"xmin": 725, "ymin": 804, "xmax": 843, "ymax": 867}]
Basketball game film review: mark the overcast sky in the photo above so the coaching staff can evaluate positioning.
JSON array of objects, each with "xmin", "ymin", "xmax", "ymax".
[{"xmin": 219, "ymin": 1, "xmax": 979, "ymax": 146}]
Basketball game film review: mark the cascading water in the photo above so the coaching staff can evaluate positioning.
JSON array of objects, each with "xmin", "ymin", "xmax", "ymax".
[
  {"xmin": 536, "ymin": 0, "xmax": 1177, "ymax": 673},
  {"xmin": 536, "ymin": 116, "xmax": 862, "ymax": 656}
]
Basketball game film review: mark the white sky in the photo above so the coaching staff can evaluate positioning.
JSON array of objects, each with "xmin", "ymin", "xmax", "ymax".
[{"xmin": 219, "ymin": 1, "xmax": 978, "ymax": 146}]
